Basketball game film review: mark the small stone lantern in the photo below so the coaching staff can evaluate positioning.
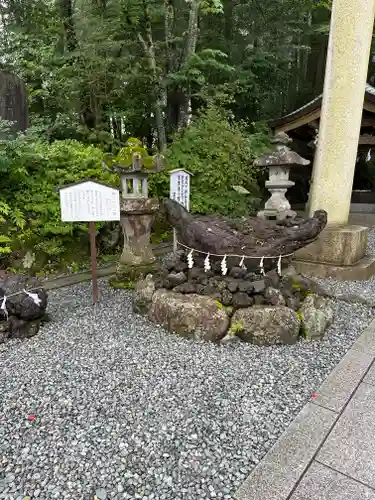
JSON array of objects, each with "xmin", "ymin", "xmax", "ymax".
[
  {"xmin": 255, "ymin": 132, "xmax": 310, "ymax": 220},
  {"xmin": 104, "ymin": 144, "xmax": 163, "ymax": 281}
]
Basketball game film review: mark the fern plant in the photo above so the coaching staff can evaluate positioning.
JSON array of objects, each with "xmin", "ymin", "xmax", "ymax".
[{"xmin": 0, "ymin": 200, "xmax": 25, "ymax": 256}]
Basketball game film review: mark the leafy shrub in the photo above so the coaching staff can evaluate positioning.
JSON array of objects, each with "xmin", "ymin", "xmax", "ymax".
[
  {"xmin": 150, "ymin": 106, "xmax": 270, "ymax": 217},
  {"xmin": 0, "ymin": 200, "xmax": 25, "ymax": 256},
  {"xmin": 0, "ymin": 132, "xmax": 117, "ymax": 268}
]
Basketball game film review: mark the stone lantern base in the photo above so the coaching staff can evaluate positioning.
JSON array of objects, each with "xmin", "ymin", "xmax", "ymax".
[
  {"xmin": 116, "ymin": 198, "xmax": 160, "ymax": 282},
  {"xmin": 258, "ymin": 181, "xmax": 297, "ymax": 220}
]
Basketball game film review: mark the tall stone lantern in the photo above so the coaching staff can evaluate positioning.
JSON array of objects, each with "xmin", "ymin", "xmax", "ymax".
[
  {"xmin": 255, "ymin": 132, "xmax": 310, "ymax": 220},
  {"xmin": 103, "ymin": 140, "xmax": 163, "ymax": 281}
]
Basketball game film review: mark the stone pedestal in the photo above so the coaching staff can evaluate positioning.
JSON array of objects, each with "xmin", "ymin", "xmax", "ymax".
[
  {"xmin": 258, "ymin": 174, "xmax": 296, "ymax": 220},
  {"xmin": 117, "ymin": 198, "xmax": 159, "ymax": 281},
  {"xmin": 294, "ymin": 226, "xmax": 375, "ymax": 280}
]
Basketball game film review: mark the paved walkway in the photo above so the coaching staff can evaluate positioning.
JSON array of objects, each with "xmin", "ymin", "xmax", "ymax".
[{"xmin": 234, "ymin": 319, "xmax": 375, "ymax": 500}]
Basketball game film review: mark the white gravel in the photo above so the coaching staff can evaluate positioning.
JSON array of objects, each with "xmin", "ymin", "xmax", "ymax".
[{"xmin": 0, "ymin": 278, "xmax": 373, "ymax": 500}]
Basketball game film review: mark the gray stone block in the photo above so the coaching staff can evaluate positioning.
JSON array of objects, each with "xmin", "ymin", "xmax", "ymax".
[
  {"xmin": 234, "ymin": 403, "xmax": 337, "ymax": 500},
  {"xmin": 352, "ymin": 320, "xmax": 375, "ymax": 356},
  {"xmin": 364, "ymin": 363, "xmax": 375, "ymax": 385},
  {"xmin": 318, "ymin": 382, "xmax": 375, "ymax": 489},
  {"xmin": 313, "ymin": 349, "xmax": 374, "ymax": 413},
  {"xmin": 290, "ymin": 461, "xmax": 375, "ymax": 499}
]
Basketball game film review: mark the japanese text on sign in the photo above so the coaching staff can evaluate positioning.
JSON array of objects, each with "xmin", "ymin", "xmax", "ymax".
[
  {"xmin": 169, "ymin": 170, "xmax": 191, "ymax": 211},
  {"xmin": 60, "ymin": 181, "xmax": 120, "ymax": 222}
]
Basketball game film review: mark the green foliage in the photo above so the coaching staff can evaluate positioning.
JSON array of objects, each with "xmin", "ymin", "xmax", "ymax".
[
  {"xmin": 151, "ymin": 107, "xmax": 270, "ymax": 216},
  {"xmin": 0, "ymin": 0, "xmax": 335, "ymax": 146},
  {"xmin": 105, "ymin": 138, "xmax": 159, "ymax": 169},
  {"xmin": 291, "ymin": 280, "xmax": 312, "ymax": 298},
  {"xmin": 312, "ymin": 0, "xmax": 332, "ymax": 9},
  {"xmin": 228, "ymin": 321, "xmax": 244, "ymax": 337},
  {"xmin": 296, "ymin": 310, "xmax": 307, "ymax": 338},
  {"xmin": 0, "ymin": 200, "xmax": 25, "ymax": 256},
  {"xmin": 109, "ymin": 278, "xmax": 135, "ymax": 289},
  {"xmin": 0, "ymin": 132, "xmax": 117, "ymax": 267},
  {"xmin": 214, "ymin": 300, "xmax": 234, "ymax": 314}
]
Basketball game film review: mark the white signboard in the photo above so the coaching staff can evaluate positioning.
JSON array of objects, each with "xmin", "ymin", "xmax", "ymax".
[
  {"xmin": 169, "ymin": 169, "xmax": 192, "ymax": 211},
  {"xmin": 59, "ymin": 181, "xmax": 120, "ymax": 222}
]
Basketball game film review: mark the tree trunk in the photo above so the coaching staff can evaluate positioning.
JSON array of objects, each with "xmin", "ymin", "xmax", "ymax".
[
  {"xmin": 0, "ymin": 71, "xmax": 28, "ymax": 135},
  {"xmin": 57, "ymin": 0, "xmax": 77, "ymax": 51},
  {"xmin": 177, "ymin": 0, "xmax": 199, "ymax": 130},
  {"xmin": 138, "ymin": 4, "xmax": 167, "ymax": 151},
  {"xmin": 139, "ymin": 39, "xmax": 167, "ymax": 150},
  {"xmin": 163, "ymin": 198, "xmax": 328, "ymax": 259}
]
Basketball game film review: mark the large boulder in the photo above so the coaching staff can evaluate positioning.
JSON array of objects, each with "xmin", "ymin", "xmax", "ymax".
[
  {"xmin": 8, "ymin": 317, "xmax": 41, "ymax": 339},
  {"xmin": 132, "ymin": 274, "xmax": 156, "ymax": 314},
  {"xmin": 264, "ymin": 286, "xmax": 286, "ymax": 306},
  {"xmin": 0, "ymin": 321, "xmax": 8, "ymax": 343},
  {"xmin": 232, "ymin": 306, "xmax": 301, "ymax": 345},
  {"xmin": 0, "ymin": 274, "xmax": 47, "ymax": 342},
  {"xmin": 6, "ymin": 289, "xmax": 47, "ymax": 320},
  {"xmin": 299, "ymin": 294, "xmax": 334, "ymax": 340},
  {"xmin": 148, "ymin": 290, "xmax": 229, "ymax": 342}
]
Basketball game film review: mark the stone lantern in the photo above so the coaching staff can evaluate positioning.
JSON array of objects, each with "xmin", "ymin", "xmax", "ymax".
[
  {"xmin": 104, "ymin": 146, "xmax": 163, "ymax": 281},
  {"xmin": 255, "ymin": 132, "xmax": 310, "ymax": 220}
]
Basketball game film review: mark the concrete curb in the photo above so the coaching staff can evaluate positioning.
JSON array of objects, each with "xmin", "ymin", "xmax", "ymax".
[
  {"xmin": 234, "ymin": 319, "xmax": 375, "ymax": 500},
  {"xmin": 41, "ymin": 242, "xmax": 172, "ymax": 291}
]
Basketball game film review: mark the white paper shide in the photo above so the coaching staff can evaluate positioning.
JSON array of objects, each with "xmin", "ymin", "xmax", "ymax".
[{"xmin": 60, "ymin": 181, "xmax": 120, "ymax": 222}]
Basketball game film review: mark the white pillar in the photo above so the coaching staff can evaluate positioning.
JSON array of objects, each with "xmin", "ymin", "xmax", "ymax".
[{"xmin": 308, "ymin": 0, "xmax": 375, "ymax": 225}]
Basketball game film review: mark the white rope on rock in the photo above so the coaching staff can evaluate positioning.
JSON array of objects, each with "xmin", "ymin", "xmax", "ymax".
[
  {"xmin": 176, "ymin": 241, "xmax": 294, "ymax": 259},
  {"xmin": 204, "ymin": 253, "xmax": 211, "ymax": 272},
  {"xmin": 1, "ymin": 296, "xmax": 8, "ymax": 319},
  {"xmin": 0, "ymin": 287, "xmax": 43, "ymax": 310},
  {"xmin": 221, "ymin": 255, "xmax": 228, "ymax": 276},
  {"xmin": 176, "ymin": 240, "xmax": 294, "ymax": 276},
  {"xmin": 259, "ymin": 256, "xmax": 265, "ymax": 276},
  {"xmin": 277, "ymin": 255, "xmax": 282, "ymax": 276},
  {"xmin": 23, "ymin": 289, "xmax": 42, "ymax": 306},
  {"xmin": 187, "ymin": 249, "xmax": 194, "ymax": 269}
]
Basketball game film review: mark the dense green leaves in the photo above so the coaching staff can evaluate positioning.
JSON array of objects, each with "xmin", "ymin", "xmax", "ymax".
[
  {"xmin": 0, "ymin": 132, "xmax": 116, "ymax": 267},
  {"xmin": 150, "ymin": 107, "xmax": 270, "ymax": 216},
  {"xmin": 0, "ymin": 0, "xmax": 332, "ymax": 144}
]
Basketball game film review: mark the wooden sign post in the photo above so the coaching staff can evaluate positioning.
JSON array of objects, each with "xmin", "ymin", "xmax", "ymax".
[
  {"xmin": 59, "ymin": 180, "xmax": 120, "ymax": 304},
  {"xmin": 169, "ymin": 169, "xmax": 193, "ymax": 252}
]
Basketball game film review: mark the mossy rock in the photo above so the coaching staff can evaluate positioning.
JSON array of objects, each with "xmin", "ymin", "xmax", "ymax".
[
  {"xmin": 116, "ymin": 262, "xmax": 160, "ymax": 282},
  {"xmin": 109, "ymin": 278, "xmax": 135, "ymax": 290}
]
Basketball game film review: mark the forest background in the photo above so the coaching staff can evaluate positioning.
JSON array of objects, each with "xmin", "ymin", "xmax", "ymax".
[{"xmin": 0, "ymin": 0, "xmax": 370, "ymax": 272}]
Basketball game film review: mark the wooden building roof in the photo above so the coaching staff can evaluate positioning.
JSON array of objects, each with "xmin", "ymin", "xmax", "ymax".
[{"xmin": 270, "ymin": 84, "xmax": 375, "ymax": 150}]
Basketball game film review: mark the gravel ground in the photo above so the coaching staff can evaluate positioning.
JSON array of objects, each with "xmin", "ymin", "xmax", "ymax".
[{"xmin": 0, "ymin": 278, "xmax": 374, "ymax": 500}]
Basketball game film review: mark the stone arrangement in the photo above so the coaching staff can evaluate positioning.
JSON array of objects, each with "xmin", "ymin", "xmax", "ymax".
[
  {"xmin": 133, "ymin": 251, "xmax": 334, "ymax": 345},
  {"xmin": 0, "ymin": 274, "xmax": 48, "ymax": 343}
]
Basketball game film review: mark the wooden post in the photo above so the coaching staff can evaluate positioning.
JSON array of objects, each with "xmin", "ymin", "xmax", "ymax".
[
  {"xmin": 89, "ymin": 221, "xmax": 99, "ymax": 304},
  {"xmin": 59, "ymin": 181, "xmax": 120, "ymax": 304}
]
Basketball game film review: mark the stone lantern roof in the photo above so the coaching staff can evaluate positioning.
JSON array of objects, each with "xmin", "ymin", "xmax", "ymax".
[
  {"xmin": 109, "ymin": 153, "xmax": 163, "ymax": 175},
  {"xmin": 254, "ymin": 132, "xmax": 310, "ymax": 168}
]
